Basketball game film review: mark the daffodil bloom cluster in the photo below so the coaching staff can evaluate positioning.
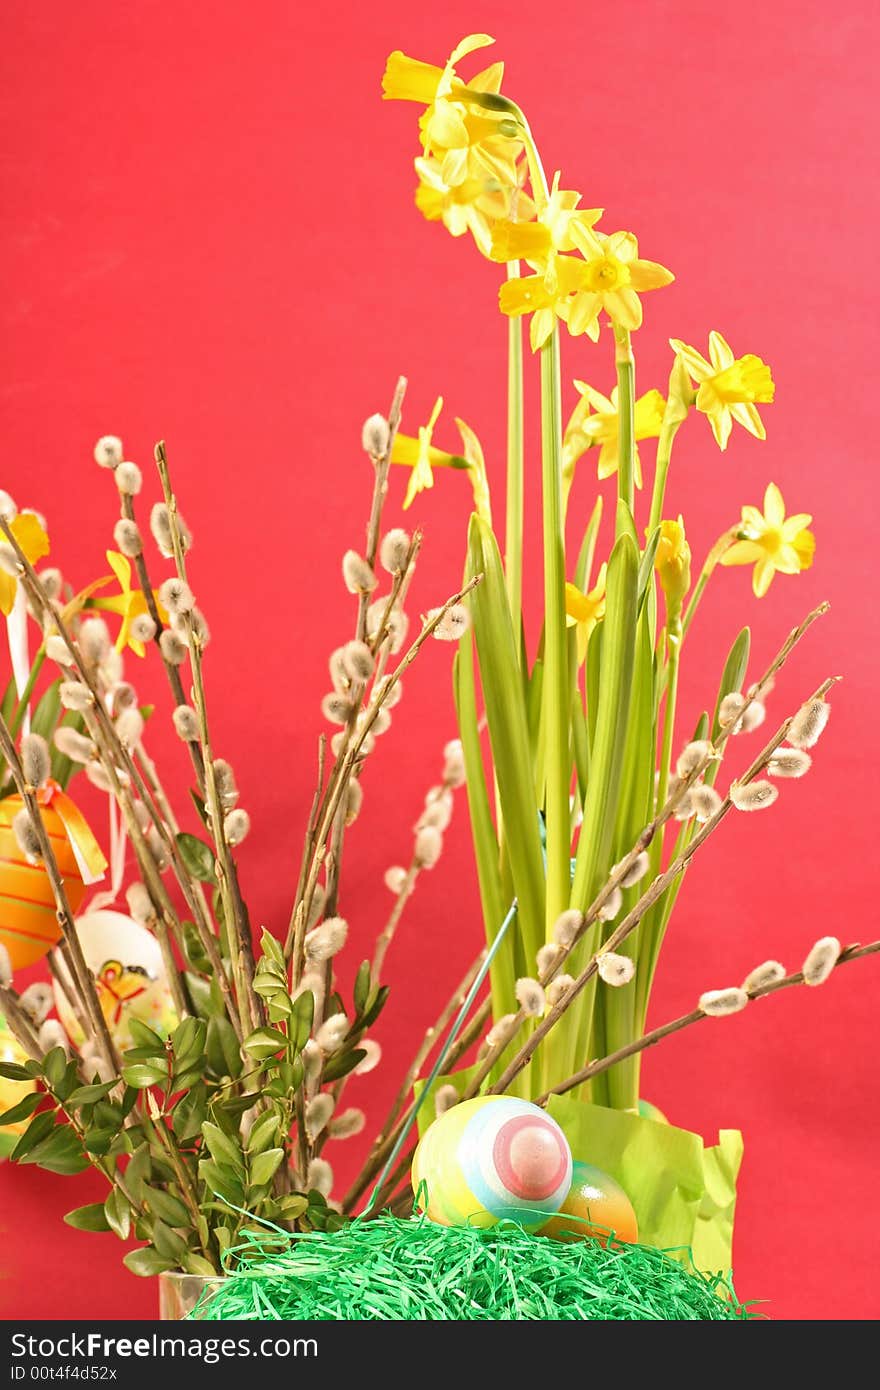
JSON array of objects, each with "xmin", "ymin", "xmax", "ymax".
[
  {"xmin": 721, "ymin": 483, "xmax": 814, "ymax": 597},
  {"xmin": 670, "ymin": 332, "xmax": 775, "ymax": 450},
  {"xmin": 563, "ymin": 382, "xmax": 666, "ymax": 490}
]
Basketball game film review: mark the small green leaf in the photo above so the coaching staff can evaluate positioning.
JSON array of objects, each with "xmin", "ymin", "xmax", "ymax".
[
  {"xmin": 206, "ymin": 1015, "xmax": 242, "ymax": 1080},
  {"xmin": 198, "ymin": 1158, "xmax": 245, "ymax": 1208},
  {"xmin": 25, "ymin": 1125, "xmax": 89, "ymax": 1174},
  {"xmin": 182, "ymin": 921, "xmax": 210, "ymax": 973},
  {"xmin": 0, "ymin": 1092, "xmax": 42, "ymax": 1126},
  {"xmin": 242, "ymin": 1026, "xmax": 288, "ymax": 1061},
  {"xmin": 172, "ymin": 1016, "xmax": 207, "ymax": 1067},
  {"xmin": 259, "ymin": 928, "xmax": 285, "ymax": 969},
  {"xmin": 182, "ymin": 1253, "xmax": 218, "ymax": 1278},
  {"xmin": 64, "ymin": 1202, "xmax": 111, "ymax": 1233},
  {"xmin": 122, "ymin": 1062, "xmax": 167, "ymax": 1089},
  {"xmin": 248, "ymin": 1147, "xmax": 284, "ymax": 1188},
  {"xmin": 104, "ymin": 1188, "xmax": 131, "ymax": 1240},
  {"xmin": 288, "ymin": 993, "xmax": 313, "ymax": 1053},
  {"xmin": 201, "ymin": 1122, "xmax": 245, "ymax": 1174},
  {"xmin": 65, "ymin": 1080, "xmax": 118, "ymax": 1108},
  {"xmin": 321, "ymin": 1048, "xmax": 366, "ymax": 1083},
  {"xmin": 10, "ymin": 1110, "xmax": 56, "ymax": 1160},
  {"xmin": 276, "ymin": 1194, "xmax": 308, "ymax": 1221},
  {"xmin": 42, "ymin": 1046, "xmax": 68, "ymax": 1091},
  {"xmin": 176, "ymin": 832, "xmax": 216, "ymax": 882},
  {"xmin": 353, "ymin": 961, "xmax": 371, "ymax": 1016},
  {"xmin": 127, "ymin": 1018, "xmax": 167, "ymax": 1054},
  {"xmin": 0, "ymin": 1061, "xmax": 32, "ymax": 1082},
  {"xmin": 123, "ymin": 1248, "xmax": 175, "ymax": 1278},
  {"xmin": 246, "ymin": 1111, "xmax": 280, "ymax": 1157},
  {"xmin": 151, "ymin": 1218, "xmax": 188, "ymax": 1261},
  {"xmin": 144, "ymin": 1186, "xmax": 190, "ymax": 1227}
]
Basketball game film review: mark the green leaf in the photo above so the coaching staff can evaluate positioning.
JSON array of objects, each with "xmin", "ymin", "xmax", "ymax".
[
  {"xmin": 183, "ymin": 972, "xmax": 213, "ymax": 1019},
  {"xmin": 144, "ymin": 1185, "xmax": 190, "ymax": 1227},
  {"xmin": 711, "ymin": 626, "xmax": 751, "ymax": 744},
  {"xmin": 176, "ymin": 832, "xmax": 216, "ymax": 883},
  {"xmin": 467, "ymin": 514, "xmax": 545, "ymax": 959},
  {"xmin": 574, "ymin": 494, "xmax": 604, "ymax": 591},
  {"xmin": 259, "ymin": 928, "xmax": 285, "ymax": 969},
  {"xmin": 288, "ymin": 993, "xmax": 313, "ymax": 1054},
  {"xmin": 64, "ymin": 1203, "xmax": 112, "ymax": 1233},
  {"xmin": 104, "ymin": 1188, "xmax": 131, "ymax": 1240},
  {"xmin": 10, "ymin": 1110, "xmax": 56, "ymax": 1160},
  {"xmin": 151, "ymin": 1218, "xmax": 188, "ymax": 1261},
  {"xmin": 242, "ymin": 1025, "xmax": 288, "ymax": 1061},
  {"xmin": 246, "ymin": 1111, "xmax": 280, "ymax": 1157},
  {"xmin": 23, "ymin": 1124, "xmax": 89, "ymax": 1174},
  {"xmin": 182, "ymin": 921, "xmax": 210, "ymax": 973},
  {"xmin": 172, "ymin": 1016, "xmax": 207, "ymax": 1067},
  {"xmin": 638, "ymin": 529, "xmax": 661, "ymax": 613},
  {"xmin": 321, "ymin": 1048, "xmax": 366, "ymax": 1083},
  {"xmin": 0, "ymin": 1092, "xmax": 42, "ymax": 1126},
  {"xmin": 198, "ymin": 1158, "xmax": 245, "ymax": 1208},
  {"xmin": 248, "ymin": 1147, "xmax": 284, "ymax": 1188},
  {"xmin": 0, "ymin": 1061, "xmax": 32, "ymax": 1082},
  {"xmin": 42, "ymin": 1046, "xmax": 68, "ymax": 1091},
  {"xmin": 182, "ymin": 1253, "xmax": 218, "ymax": 1278},
  {"xmin": 201, "ymin": 1122, "xmax": 245, "ymax": 1174},
  {"xmin": 122, "ymin": 1061, "xmax": 167, "ymax": 1089},
  {"xmin": 125, "ymin": 1143, "xmax": 153, "ymax": 1199},
  {"xmin": 30, "ymin": 679, "xmax": 61, "ymax": 744},
  {"xmin": 65, "ymin": 1080, "xmax": 118, "ymax": 1108},
  {"xmin": 127, "ymin": 1018, "xmax": 167, "ymax": 1054},
  {"xmin": 353, "ymin": 960, "xmax": 371, "ymax": 1016},
  {"xmin": 206, "ymin": 1015, "xmax": 242, "ymax": 1079},
  {"xmin": 172, "ymin": 1084, "xmax": 208, "ymax": 1142},
  {"xmin": 359, "ymin": 985, "xmax": 389, "ymax": 1031},
  {"xmin": 123, "ymin": 1248, "xmax": 175, "ymax": 1278},
  {"xmin": 276, "ymin": 1194, "xmax": 308, "ymax": 1221}
]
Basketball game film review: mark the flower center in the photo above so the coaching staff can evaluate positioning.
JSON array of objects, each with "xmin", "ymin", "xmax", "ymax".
[
  {"xmin": 584, "ymin": 254, "xmax": 629, "ymax": 292},
  {"xmin": 761, "ymin": 526, "xmax": 783, "ymax": 555}
]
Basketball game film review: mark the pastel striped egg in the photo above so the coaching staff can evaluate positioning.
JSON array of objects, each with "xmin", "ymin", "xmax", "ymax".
[
  {"xmin": 413, "ymin": 1096, "xmax": 572, "ymax": 1231},
  {"xmin": 0, "ymin": 794, "xmax": 88, "ymax": 969}
]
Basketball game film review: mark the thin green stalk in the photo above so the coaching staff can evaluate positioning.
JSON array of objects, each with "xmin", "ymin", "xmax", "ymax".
[
  {"xmin": 655, "ymin": 616, "xmax": 682, "ymax": 816},
  {"xmin": 682, "ymin": 530, "xmax": 736, "ymax": 637},
  {"xmin": 505, "ymin": 263, "xmax": 524, "ymax": 652},
  {"xmin": 8, "ymin": 649, "xmax": 45, "ymax": 740},
  {"xmin": 647, "ymin": 417, "xmax": 681, "ymax": 536},
  {"xmin": 540, "ymin": 330, "xmax": 571, "ymax": 935},
  {"xmin": 614, "ymin": 326, "xmax": 635, "ymax": 526}
]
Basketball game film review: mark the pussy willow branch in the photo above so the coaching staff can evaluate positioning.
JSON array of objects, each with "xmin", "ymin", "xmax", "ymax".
[
  {"xmin": 155, "ymin": 441, "xmax": 260, "ymax": 1035},
  {"xmin": 117, "ymin": 489, "xmax": 205, "ymax": 788},
  {"xmin": 287, "ymin": 572, "xmax": 484, "ymax": 985},
  {"xmin": 457, "ymin": 602, "xmax": 832, "ymax": 1100},
  {"xmin": 343, "ymin": 948, "xmax": 486, "ymax": 1213},
  {"xmin": 285, "ymin": 380, "xmax": 409, "ymax": 971},
  {"xmin": 539, "ymin": 939, "xmax": 880, "ymax": 1102},
  {"xmin": 0, "ymin": 710, "xmax": 119, "ymax": 1072},
  {"xmin": 490, "ymin": 673, "xmax": 839, "ymax": 1096},
  {"xmin": 0, "ymin": 984, "xmax": 45, "ymax": 1062},
  {"xmin": 371, "ymin": 863, "xmax": 419, "ymax": 982},
  {"xmin": 0, "ymin": 520, "xmax": 240, "ymax": 1036}
]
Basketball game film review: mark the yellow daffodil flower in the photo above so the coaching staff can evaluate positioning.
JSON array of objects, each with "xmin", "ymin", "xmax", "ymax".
[
  {"xmin": 91, "ymin": 551, "xmax": 166, "ymax": 656},
  {"xmin": 414, "ymin": 156, "xmax": 531, "ymax": 258},
  {"xmin": 565, "ymin": 228, "xmax": 674, "ymax": 338},
  {"xmin": 499, "ymin": 253, "xmax": 592, "ymax": 352},
  {"xmin": 565, "ymin": 565, "xmax": 607, "ymax": 665},
  {"xmin": 654, "ymin": 517, "xmax": 692, "ymax": 611},
  {"xmin": 562, "ymin": 383, "xmax": 666, "ymax": 490},
  {"xmin": 721, "ymin": 483, "xmax": 815, "ymax": 597},
  {"xmin": 669, "ymin": 331, "xmax": 774, "ymax": 451},
  {"xmin": 0, "ymin": 511, "xmax": 49, "ymax": 616},
  {"xmin": 391, "ymin": 407, "xmax": 491, "ymax": 521},
  {"xmin": 383, "ymin": 35, "xmax": 520, "ymax": 191},
  {"xmin": 490, "ymin": 174, "xmax": 602, "ymax": 263}
]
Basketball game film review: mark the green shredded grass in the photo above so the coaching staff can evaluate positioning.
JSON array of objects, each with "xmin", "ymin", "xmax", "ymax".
[{"xmin": 191, "ymin": 1214, "xmax": 755, "ymax": 1321}]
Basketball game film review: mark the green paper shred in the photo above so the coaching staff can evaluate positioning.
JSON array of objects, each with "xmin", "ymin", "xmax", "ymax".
[{"xmin": 191, "ymin": 1214, "xmax": 756, "ymax": 1321}]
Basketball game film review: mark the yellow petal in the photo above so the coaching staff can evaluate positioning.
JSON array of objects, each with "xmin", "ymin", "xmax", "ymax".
[
  {"xmin": 382, "ymin": 51, "xmax": 443, "ymax": 103},
  {"xmin": 782, "ymin": 513, "xmax": 813, "ymax": 538},
  {"xmin": 105, "ymin": 549, "xmax": 132, "ymax": 593},
  {"xmin": 763, "ymin": 482, "xmax": 785, "ymax": 526},
  {"xmin": 467, "ymin": 60, "xmax": 504, "ymax": 94},
  {"xmin": 449, "ymin": 33, "xmax": 495, "ymax": 66},
  {"xmin": 669, "ymin": 338, "xmax": 712, "ymax": 382},
  {"xmin": 707, "ymin": 403, "xmax": 732, "ymax": 451},
  {"xmin": 708, "ymin": 331, "xmax": 735, "ymax": 370},
  {"xmin": 0, "ymin": 569, "xmax": 15, "ymax": 617},
  {"xmin": 596, "ymin": 439, "xmax": 619, "ymax": 480},
  {"xmin": 633, "ymin": 389, "xmax": 666, "ymax": 439},
  {"xmin": 753, "ymin": 557, "xmax": 776, "ymax": 597},
  {"xmin": 602, "ymin": 287, "xmax": 642, "ymax": 331},
  {"xmin": 727, "ymin": 400, "xmax": 766, "ymax": 439},
  {"xmin": 628, "ymin": 258, "xmax": 675, "ymax": 291},
  {"xmin": 741, "ymin": 505, "xmax": 766, "ymax": 533},
  {"xmin": 564, "ymin": 582, "xmax": 592, "ymax": 622},
  {"xmin": 721, "ymin": 539, "xmax": 766, "ymax": 567},
  {"xmin": 490, "ymin": 219, "xmax": 552, "ymax": 263},
  {"xmin": 792, "ymin": 528, "xmax": 816, "ymax": 570},
  {"xmin": 11, "ymin": 512, "xmax": 50, "ymax": 566},
  {"xmin": 530, "ymin": 307, "xmax": 554, "ymax": 352}
]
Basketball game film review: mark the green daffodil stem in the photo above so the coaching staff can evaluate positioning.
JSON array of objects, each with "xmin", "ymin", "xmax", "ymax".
[
  {"xmin": 682, "ymin": 529, "xmax": 737, "ymax": 638},
  {"xmin": 505, "ymin": 262, "xmax": 524, "ymax": 650},
  {"xmin": 614, "ymin": 326, "xmax": 636, "ymax": 527},
  {"xmin": 540, "ymin": 329, "xmax": 572, "ymax": 934},
  {"xmin": 7, "ymin": 648, "xmax": 45, "ymax": 741},
  {"xmin": 648, "ymin": 417, "xmax": 681, "ymax": 536},
  {"xmin": 656, "ymin": 613, "xmax": 682, "ymax": 816}
]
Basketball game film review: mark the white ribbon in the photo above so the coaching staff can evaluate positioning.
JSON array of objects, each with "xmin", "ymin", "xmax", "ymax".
[{"xmin": 6, "ymin": 586, "xmax": 31, "ymax": 736}]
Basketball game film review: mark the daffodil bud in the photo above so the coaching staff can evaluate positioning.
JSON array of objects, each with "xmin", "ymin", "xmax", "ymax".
[
  {"xmin": 94, "ymin": 435, "xmax": 124, "ymax": 469},
  {"xmin": 655, "ymin": 517, "xmax": 691, "ymax": 613},
  {"xmin": 665, "ymin": 354, "xmax": 696, "ymax": 426}
]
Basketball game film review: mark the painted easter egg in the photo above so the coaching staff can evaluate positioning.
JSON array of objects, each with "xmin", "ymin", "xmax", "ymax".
[
  {"xmin": 0, "ymin": 1013, "xmax": 37, "ymax": 1159},
  {"xmin": 638, "ymin": 1099, "xmax": 668, "ymax": 1125},
  {"xmin": 541, "ymin": 1160, "xmax": 639, "ymax": 1245},
  {"xmin": 0, "ymin": 785, "xmax": 106, "ymax": 970},
  {"xmin": 52, "ymin": 910, "xmax": 177, "ymax": 1050},
  {"xmin": 412, "ymin": 1096, "xmax": 573, "ymax": 1231}
]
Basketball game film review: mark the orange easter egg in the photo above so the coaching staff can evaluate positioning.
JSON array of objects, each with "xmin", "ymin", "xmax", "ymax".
[
  {"xmin": 0, "ymin": 793, "xmax": 89, "ymax": 969},
  {"xmin": 541, "ymin": 1160, "xmax": 639, "ymax": 1246}
]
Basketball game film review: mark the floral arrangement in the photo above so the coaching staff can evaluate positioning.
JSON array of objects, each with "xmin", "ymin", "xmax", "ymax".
[{"xmin": 0, "ymin": 29, "xmax": 876, "ymax": 1314}]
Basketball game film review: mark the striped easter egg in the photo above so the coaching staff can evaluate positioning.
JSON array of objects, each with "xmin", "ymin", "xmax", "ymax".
[{"xmin": 0, "ymin": 794, "xmax": 89, "ymax": 969}]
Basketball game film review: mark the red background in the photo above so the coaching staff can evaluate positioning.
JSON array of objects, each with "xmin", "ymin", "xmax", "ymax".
[{"xmin": 1, "ymin": 0, "xmax": 878, "ymax": 1322}]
